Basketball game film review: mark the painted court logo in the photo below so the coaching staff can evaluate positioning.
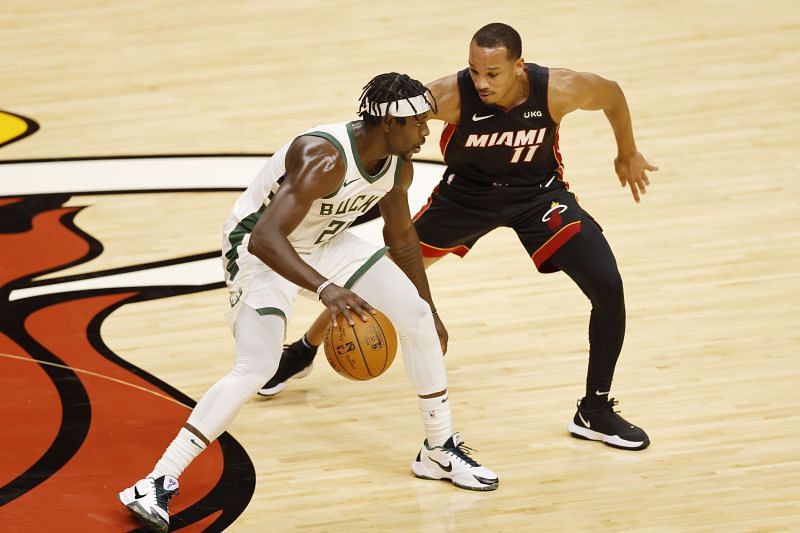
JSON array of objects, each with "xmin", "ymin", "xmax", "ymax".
[
  {"xmin": 0, "ymin": 156, "xmax": 263, "ymax": 531},
  {"xmin": 0, "ymin": 110, "xmax": 39, "ymax": 148},
  {"xmin": 0, "ymin": 154, "xmax": 445, "ymax": 530}
]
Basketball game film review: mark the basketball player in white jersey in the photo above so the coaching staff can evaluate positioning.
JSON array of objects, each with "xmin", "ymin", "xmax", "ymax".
[{"xmin": 119, "ymin": 73, "xmax": 498, "ymax": 532}]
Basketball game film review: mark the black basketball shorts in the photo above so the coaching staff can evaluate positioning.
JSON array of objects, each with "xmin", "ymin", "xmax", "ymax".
[{"xmin": 413, "ymin": 175, "xmax": 599, "ymax": 273}]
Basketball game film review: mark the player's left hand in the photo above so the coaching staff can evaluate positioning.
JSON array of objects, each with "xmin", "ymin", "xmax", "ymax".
[
  {"xmin": 614, "ymin": 151, "xmax": 658, "ymax": 203},
  {"xmin": 432, "ymin": 312, "xmax": 449, "ymax": 355}
]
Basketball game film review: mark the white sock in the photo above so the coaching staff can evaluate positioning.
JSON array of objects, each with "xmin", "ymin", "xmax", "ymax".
[
  {"xmin": 418, "ymin": 394, "xmax": 453, "ymax": 447},
  {"xmin": 148, "ymin": 427, "xmax": 206, "ymax": 479}
]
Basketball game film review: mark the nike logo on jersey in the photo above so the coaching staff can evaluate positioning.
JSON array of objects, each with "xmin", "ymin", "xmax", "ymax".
[
  {"xmin": 578, "ymin": 412, "xmax": 591, "ymax": 428},
  {"xmin": 342, "ymin": 177, "xmax": 360, "ymax": 187},
  {"xmin": 471, "ymin": 113, "xmax": 494, "ymax": 122},
  {"xmin": 430, "ymin": 457, "xmax": 453, "ymax": 472}
]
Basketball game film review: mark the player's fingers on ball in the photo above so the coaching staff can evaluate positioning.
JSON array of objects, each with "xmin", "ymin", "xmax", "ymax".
[
  {"xmin": 337, "ymin": 304, "xmax": 355, "ymax": 325},
  {"xmin": 357, "ymin": 297, "xmax": 376, "ymax": 315},
  {"xmin": 352, "ymin": 303, "xmax": 370, "ymax": 322}
]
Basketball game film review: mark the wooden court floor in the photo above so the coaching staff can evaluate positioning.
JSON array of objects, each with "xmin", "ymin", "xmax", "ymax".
[{"xmin": 1, "ymin": 1, "xmax": 798, "ymax": 531}]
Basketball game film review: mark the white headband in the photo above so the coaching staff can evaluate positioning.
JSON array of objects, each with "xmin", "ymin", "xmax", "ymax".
[{"xmin": 364, "ymin": 94, "xmax": 431, "ymax": 117}]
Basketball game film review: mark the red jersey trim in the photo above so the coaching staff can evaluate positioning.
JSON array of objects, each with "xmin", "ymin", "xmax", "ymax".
[
  {"xmin": 420, "ymin": 241, "xmax": 470, "ymax": 258},
  {"xmin": 412, "ymin": 184, "xmax": 439, "ymax": 221},
  {"xmin": 439, "ymin": 123, "xmax": 456, "ymax": 155},
  {"xmin": 552, "ymin": 123, "xmax": 566, "ymax": 187},
  {"xmin": 531, "ymin": 220, "xmax": 581, "ymax": 269}
]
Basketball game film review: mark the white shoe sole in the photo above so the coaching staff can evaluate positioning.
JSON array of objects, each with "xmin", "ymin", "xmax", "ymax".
[
  {"xmin": 118, "ymin": 491, "xmax": 169, "ymax": 532},
  {"xmin": 411, "ymin": 460, "xmax": 499, "ymax": 492},
  {"xmin": 567, "ymin": 421, "xmax": 649, "ymax": 450},
  {"xmin": 257, "ymin": 364, "xmax": 314, "ymax": 397}
]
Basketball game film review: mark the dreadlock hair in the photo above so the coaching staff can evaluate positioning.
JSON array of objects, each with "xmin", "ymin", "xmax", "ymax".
[
  {"xmin": 472, "ymin": 23, "xmax": 522, "ymax": 60},
  {"xmin": 358, "ymin": 72, "xmax": 437, "ymax": 127}
]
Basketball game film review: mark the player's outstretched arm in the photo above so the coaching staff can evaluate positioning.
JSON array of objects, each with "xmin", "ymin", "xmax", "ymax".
[
  {"xmin": 548, "ymin": 68, "xmax": 658, "ymax": 203},
  {"xmin": 425, "ymin": 74, "xmax": 461, "ymax": 124}
]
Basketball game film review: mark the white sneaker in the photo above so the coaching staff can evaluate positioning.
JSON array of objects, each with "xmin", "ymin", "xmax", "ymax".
[
  {"xmin": 411, "ymin": 433, "xmax": 499, "ymax": 491},
  {"xmin": 119, "ymin": 475, "xmax": 179, "ymax": 532}
]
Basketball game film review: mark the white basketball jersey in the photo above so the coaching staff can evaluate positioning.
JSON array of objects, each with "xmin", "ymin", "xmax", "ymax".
[{"xmin": 222, "ymin": 121, "xmax": 401, "ymax": 280}]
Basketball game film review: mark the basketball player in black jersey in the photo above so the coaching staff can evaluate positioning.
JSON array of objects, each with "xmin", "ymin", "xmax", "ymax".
[{"xmin": 262, "ymin": 23, "xmax": 657, "ymax": 451}]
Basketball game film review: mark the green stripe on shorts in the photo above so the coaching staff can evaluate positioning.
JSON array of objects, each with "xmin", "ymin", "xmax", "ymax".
[
  {"xmin": 255, "ymin": 307, "xmax": 287, "ymax": 322},
  {"xmin": 344, "ymin": 246, "xmax": 389, "ymax": 289}
]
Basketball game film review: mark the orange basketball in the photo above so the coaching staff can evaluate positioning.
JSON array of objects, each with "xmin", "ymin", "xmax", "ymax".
[{"xmin": 324, "ymin": 309, "xmax": 397, "ymax": 381}]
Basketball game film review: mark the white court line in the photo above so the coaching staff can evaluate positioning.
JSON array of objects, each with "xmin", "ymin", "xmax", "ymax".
[
  {"xmin": 2, "ymin": 157, "xmax": 444, "ymax": 302},
  {"xmin": 9, "ymin": 257, "xmax": 222, "ymax": 301}
]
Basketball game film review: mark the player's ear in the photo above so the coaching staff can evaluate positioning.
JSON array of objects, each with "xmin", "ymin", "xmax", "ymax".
[{"xmin": 382, "ymin": 115, "xmax": 393, "ymax": 132}]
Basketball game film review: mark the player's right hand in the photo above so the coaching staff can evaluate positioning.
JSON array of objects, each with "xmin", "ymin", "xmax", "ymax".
[
  {"xmin": 318, "ymin": 284, "xmax": 375, "ymax": 326},
  {"xmin": 614, "ymin": 151, "xmax": 658, "ymax": 203}
]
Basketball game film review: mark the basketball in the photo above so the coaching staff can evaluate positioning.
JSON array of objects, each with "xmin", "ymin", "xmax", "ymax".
[{"xmin": 324, "ymin": 309, "xmax": 398, "ymax": 381}]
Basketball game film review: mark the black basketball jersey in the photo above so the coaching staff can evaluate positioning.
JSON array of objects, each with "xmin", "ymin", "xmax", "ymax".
[{"xmin": 440, "ymin": 63, "xmax": 564, "ymax": 188}]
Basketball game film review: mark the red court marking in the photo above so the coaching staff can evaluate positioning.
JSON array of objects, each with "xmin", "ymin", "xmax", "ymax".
[
  {"xmin": 0, "ymin": 207, "xmax": 90, "ymax": 287},
  {"xmin": 0, "ymin": 335, "xmax": 62, "ymax": 489},
  {"xmin": 1, "ymin": 293, "xmax": 226, "ymax": 530},
  {"xmin": 0, "ymin": 197, "xmax": 22, "ymax": 207}
]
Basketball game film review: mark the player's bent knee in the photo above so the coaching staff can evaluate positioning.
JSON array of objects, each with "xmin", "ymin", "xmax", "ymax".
[
  {"xmin": 393, "ymin": 296, "xmax": 435, "ymax": 338},
  {"xmin": 598, "ymin": 272, "xmax": 624, "ymax": 302},
  {"xmin": 231, "ymin": 353, "xmax": 279, "ymax": 385}
]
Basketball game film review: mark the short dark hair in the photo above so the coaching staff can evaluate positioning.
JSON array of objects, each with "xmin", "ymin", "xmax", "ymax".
[
  {"xmin": 472, "ymin": 23, "xmax": 522, "ymax": 60},
  {"xmin": 358, "ymin": 72, "xmax": 436, "ymax": 127}
]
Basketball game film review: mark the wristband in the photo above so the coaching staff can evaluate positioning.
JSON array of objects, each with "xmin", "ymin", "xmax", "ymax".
[{"xmin": 315, "ymin": 279, "xmax": 334, "ymax": 300}]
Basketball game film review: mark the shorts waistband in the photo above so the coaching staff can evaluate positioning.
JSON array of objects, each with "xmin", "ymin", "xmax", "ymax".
[{"xmin": 447, "ymin": 172, "xmax": 559, "ymax": 189}]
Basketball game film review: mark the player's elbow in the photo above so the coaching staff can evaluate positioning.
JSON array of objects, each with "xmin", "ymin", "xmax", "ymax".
[
  {"xmin": 247, "ymin": 231, "xmax": 275, "ymax": 263},
  {"xmin": 605, "ymin": 79, "xmax": 624, "ymax": 100},
  {"xmin": 600, "ymin": 79, "xmax": 627, "ymax": 114},
  {"xmin": 246, "ymin": 234, "xmax": 262, "ymax": 258}
]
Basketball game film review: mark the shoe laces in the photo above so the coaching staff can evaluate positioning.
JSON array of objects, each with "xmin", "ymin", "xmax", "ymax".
[
  {"xmin": 444, "ymin": 441, "xmax": 480, "ymax": 467},
  {"xmin": 154, "ymin": 483, "xmax": 178, "ymax": 511}
]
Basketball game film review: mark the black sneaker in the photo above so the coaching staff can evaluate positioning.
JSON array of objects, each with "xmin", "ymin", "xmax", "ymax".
[
  {"xmin": 257, "ymin": 337, "xmax": 318, "ymax": 397},
  {"xmin": 568, "ymin": 397, "xmax": 650, "ymax": 450}
]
